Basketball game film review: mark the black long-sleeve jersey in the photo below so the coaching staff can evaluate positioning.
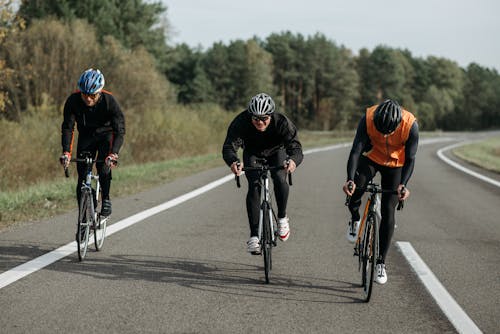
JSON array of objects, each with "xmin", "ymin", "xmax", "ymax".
[
  {"xmin": 222, "ymin": 111, "xmax": 303, "ymax": 167},
  {"xmin": 347, "ymin": 115, "xmax": 419, "ymax": 186},
  {"xmin": 61, "ymin": 91, "xmax": 126, "ymax": 154}
]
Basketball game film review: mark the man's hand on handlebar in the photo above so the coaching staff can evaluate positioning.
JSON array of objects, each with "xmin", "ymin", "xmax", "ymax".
[
  {"xmin": 60, "ymin": 151, "xmax": 71, "ymax": 168},
  {"xmin": 231, "ymin": 161, "xmax": 243, "ymax": 176},
  {"xmin": 284, "ymin": 159, "xmax": 296, "ymax": 173},
  {"xmin": 343, "ymin": 180, "xmax": 356, "ymax": 196},
  {"xmin": 105, "ymin": 153, "xmax": 119, "ymax": 168},
  {"xmin": 397, "ymin": 184, "xmax": 409, "ymax": 201}
]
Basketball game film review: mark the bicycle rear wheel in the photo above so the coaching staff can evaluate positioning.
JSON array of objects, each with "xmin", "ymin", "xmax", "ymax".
[
  {"xmin": 262, "ymin": 203, "xmax": 272, "ymax": 284},
  {"xmin": 77, "ymin": 191, "xmax": 91, "ymax": 261},
  {"xmin": 362, "ymin": 214, "xmax": 378, "ymax": 302}
]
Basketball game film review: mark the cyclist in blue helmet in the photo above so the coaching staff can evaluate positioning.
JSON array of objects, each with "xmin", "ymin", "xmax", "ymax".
[{"xmin": 60, "ymin": 68, "xmax": 126, "ymax": 218}]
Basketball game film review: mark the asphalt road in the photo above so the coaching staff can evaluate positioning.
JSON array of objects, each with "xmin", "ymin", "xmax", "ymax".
[{"xmin": 0, "ymin": 133, "xmax": 499, "ymax": 333}]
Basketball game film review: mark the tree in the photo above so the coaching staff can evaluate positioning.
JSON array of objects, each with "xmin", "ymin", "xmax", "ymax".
[
  {"xmin": 0, "ymin": 0, "xmax": 25, "ymax": 119},
  {"xmin": 18, "ymin": 0, "xmax": 172, "ymax": 70},
  {"xmin": 304, "ymin": 34, "xmax": 359, "ymax": 130},
  {"xmin": 424, "ymin": 57, "xmax": 464, "ymax": 130},
  {"xmin": 357, "ymin": 45, "xmax": 414, "ymax": 107},
  {"xmin": 202, "ymin": 39, "xmax": 274, "ymax": 111},
  {"xmin": 166, "ymin": 44, "xmax": 215, "ymax": 104},
  {"xmin": 460, "ymin": 63, "xmax": 500, "ymax": 129},
  {"xmin": 2, "ymin": 18, "xmax": 172, "ymax": 117},
  {"xmin": 265, "ymin": 32, "xmax": 309, "ymax": 124}
]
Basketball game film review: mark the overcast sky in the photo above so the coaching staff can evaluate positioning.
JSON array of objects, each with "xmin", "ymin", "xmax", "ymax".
[{"xmin": 163, "ymin": 0, "xmax": 500, "ymax": 71}]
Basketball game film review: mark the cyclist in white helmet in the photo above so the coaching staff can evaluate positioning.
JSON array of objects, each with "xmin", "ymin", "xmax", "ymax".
[{"xmin": 222, "ymin": 93, "xmax": 303, "ymax": 253}]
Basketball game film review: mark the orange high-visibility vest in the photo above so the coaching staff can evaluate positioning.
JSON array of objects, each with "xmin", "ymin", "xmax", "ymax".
[{"xmin": 365, "ymin": 105, "xmax": 416, "ymax": 167}]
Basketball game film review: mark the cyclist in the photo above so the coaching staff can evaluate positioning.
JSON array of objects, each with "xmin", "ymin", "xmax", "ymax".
[
  {"xmin": 60, "ymin": 68, "xmax": 126, "ymax": 218},
  {"xmin": 222, "ymin": 93, "xmax": 303, "ymax": 254},
  {"xmin": 342, "ymin": 99, "xmax": 418, "ymax": 284}
]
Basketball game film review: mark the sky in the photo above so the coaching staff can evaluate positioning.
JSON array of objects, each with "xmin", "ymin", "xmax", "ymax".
[{"xmin": 162, "ymin": 0, "xmax": 500, "ymax": 71}]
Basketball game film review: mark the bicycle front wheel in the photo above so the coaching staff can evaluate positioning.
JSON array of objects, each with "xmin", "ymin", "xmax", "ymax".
[
  {"xmin": 262, "ymin": 203, "xmax": 272, "ymax": 284},
  {"xmin": 94, "ymin": 214, "xmax": 107, "ymax": 251},
  {"xmin": 362, "ymin": 214, "xmax": 378, "ymax": 302},
  {"xmin": 77, "ymin": 191, "xmax": 91, "ymax": 261}
]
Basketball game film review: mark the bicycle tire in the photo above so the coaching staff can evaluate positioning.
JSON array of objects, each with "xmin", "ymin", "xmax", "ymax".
[
  {"xmin": 77, "ymin": 190, "xmax": 91, "ymax": 261},
  {"xmin": 262, "ymin": 202, "xmax": 272, "ymax": 284},
  {"xmin": 94, "ymin": 214, "xmax": 107, "ymax": 251},
  {"xmin": 362, "ymin": 214, "xmax": 378, "ymax": 302}
]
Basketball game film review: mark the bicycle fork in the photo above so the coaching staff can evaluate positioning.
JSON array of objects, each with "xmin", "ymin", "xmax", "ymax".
[{"xmin": 257, "ymin": 176, "xmax": 276, "ymax": 245}]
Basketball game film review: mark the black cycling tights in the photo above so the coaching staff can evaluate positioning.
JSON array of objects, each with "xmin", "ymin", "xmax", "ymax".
[
  {"xmin": 348, "ymin": 156, "xmax": 402, "ymax": 263},
  {"xmin": 244, "ymin": 150, "xmax": 289, "ymax": 237},
  {"xmin": 76, "ymin": 132, "xmax": 113, "ymax": 203}
]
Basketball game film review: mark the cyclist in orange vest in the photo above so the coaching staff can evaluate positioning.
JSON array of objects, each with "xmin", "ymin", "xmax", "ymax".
[{"xmin": 342, "ymin": 99, "xmax": 418, "ymax": 284}]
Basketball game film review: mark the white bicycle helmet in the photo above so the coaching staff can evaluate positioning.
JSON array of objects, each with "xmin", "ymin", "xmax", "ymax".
[{"xmin": 248, "ymin": 93, "xmax": 275, "ymax": 116}]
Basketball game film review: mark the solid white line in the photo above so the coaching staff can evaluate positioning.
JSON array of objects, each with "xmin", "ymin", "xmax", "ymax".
[
  {"xmin": 0, "ymin": 174, "xmax": 234, "ymax": 290},
  {"xmin": 437, "ymin": 141, "xmax": 500, "ymax": 188},
  {"xmin": 397, "ymin": 242, "xmax": 483, "ymax": 334}
]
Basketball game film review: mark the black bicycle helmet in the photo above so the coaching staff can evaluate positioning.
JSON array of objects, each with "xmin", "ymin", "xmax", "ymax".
[
  {"xmin": 248, "ymin": 93, "xmax": 275, "ymax": 116},
  {"xmin": 373, "ymin": 99, "xmax": 402, "ymax": 134}
]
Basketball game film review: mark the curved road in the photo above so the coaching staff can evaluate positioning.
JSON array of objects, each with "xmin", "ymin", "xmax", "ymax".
[{"xmin": 0, "ymin": 133, "xmax": 499, "ymax": 333}]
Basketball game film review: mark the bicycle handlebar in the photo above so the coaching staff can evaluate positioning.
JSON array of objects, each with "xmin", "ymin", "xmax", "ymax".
[
  {"xmin": 235, "ymin": 164, "xmax": 293, "ymax": 188},
  {"xmin": 344, "ymin": 183, "xmax": 405, "ymax": 211},
  {"xmin": 62, "ymin": 157, "xmax": 111, "ymax": 178}
]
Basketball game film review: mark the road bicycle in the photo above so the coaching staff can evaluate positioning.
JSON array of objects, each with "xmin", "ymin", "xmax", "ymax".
[
  {"xmin": 64, "ymin": 151, "xmax": 109, "ymax": 261},
  {"xmin": 345, "ymin": 181, "xmax": 404, "ymax": 302},
  {"xmin": 236, "ymin": 159, "xmax": 292, "ymax": 284}
]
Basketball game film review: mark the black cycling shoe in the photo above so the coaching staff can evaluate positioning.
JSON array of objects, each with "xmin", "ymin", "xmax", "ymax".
[{"xmin": 101, "ymin": 199, "xmax": 112, "ymax": 217}]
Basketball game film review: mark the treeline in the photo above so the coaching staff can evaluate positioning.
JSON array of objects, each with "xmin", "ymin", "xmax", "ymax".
[{"xmin": 1, "ymin": 0, "xmax": 500, "ymax": 131}]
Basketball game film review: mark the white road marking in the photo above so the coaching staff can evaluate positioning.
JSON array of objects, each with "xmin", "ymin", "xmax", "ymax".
[
  {"xmin": 437, "ymin": 141, "xmax": 500, "ymax": 188},
  {"xmin": 0, "ymin": 174, "xmax": 234, "ymax": 289},
  {"xmin": 397, "ymin": 242, "xmax": 483, "ymax": 334}
]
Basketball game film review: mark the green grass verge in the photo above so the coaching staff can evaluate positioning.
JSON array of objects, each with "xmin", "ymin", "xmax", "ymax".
[{"xmin": 452, "ymin": 136, "xmax": 500, "ymax": 174}]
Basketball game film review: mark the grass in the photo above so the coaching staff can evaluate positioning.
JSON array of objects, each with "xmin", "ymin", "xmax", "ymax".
[{"xmin": 452, "ymin": 136, "xmax": 500, "ymax": 173}]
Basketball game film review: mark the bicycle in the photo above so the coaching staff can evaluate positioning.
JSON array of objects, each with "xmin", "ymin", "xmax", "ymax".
[
  {"xmin": 235, "ymin": 158, "xmax": 292, "ymax": 284},
  {"xmin": 64, "ymin": 151, "xmax": 110, "ymax": 261},
  {"xmin": 345, "ymin": 181, "xmax": 404, "ymax": 302}
]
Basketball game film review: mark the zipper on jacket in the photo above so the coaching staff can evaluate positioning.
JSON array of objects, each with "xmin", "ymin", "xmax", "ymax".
[{"xmin": 385, "ymin": 135, "xmax": 390, "ymax": 165}]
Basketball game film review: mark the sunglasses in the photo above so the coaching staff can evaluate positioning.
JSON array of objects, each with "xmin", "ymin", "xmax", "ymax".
[
  {"xmin": 81, "ymin": 92, "xmax": 100, "ymax": 99},
  {"xmin": 252, "ymin": 115, "xmax": 271, "ymax": 122}
]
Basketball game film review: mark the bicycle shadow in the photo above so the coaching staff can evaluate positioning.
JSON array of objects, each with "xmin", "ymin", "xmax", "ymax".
[
  {"xmin": 51, "ymin": 254, "xmax": 366, "ymax": 304},
  {"xmin": 0, "ymin": 242, "xmax": 63, "ymax": 271}
]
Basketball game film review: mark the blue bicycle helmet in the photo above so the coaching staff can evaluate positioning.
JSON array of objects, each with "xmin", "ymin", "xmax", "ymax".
[{"xmin": 77, "ymin": 68, "xmax": 105, "ymax": 94}]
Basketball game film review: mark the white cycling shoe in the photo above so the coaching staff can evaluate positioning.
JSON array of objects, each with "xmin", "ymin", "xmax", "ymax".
[
  {"xmin": 278, "ymin": 217, "xmax": 290, "ymax": 241},
  {"xmin": 346, "ymin": 220, "xmax": 360, "ymax": 243},
  {"xmin": 375, "ymin": 263, "xmax": 388, "ymax": 284},
  {"xmin": 247, "ymin": 236, "xmax": 261, "ymax": 254}
]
